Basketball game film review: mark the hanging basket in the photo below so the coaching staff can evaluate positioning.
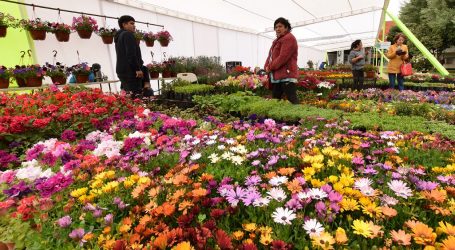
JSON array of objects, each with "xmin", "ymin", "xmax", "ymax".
[
  {"xmin": 0, "ymin": 26, "xmax": 7, "ymax": 38},
  {"xmin": 29, "ymin": 30, "xmax": 46, "ymax": 40},
  {"xmin": 51, "ymin": 76, "xmax": 67, "ymax": 85},
  {"xmin": 149, "ymin": 71, "xmax": 159, "ymax": 79},
  {"xmin": 15, "ymin": 77, "xmax": 26, "ymax": 87},
  {"xmin": 55, "ymin": 31, "xmax": 70, "ymax": 42},
  {"xmin": 75, "ymin": 74, "xmax": 89, "ymax": 83},
  {"xmin": 101, "ymin": 35, "xmax": 114, "ymax": 44},
  {"xmin": 0, "ymin": 77, "xmax": 9, "ymax": 89},
  {"xmin": 162, "ymin": 70, "xmax": 171, "ymax": 78},
  {"xmin": 145, "ymin": 40, "xmax": 155, "ymax": 47},
  {"xmin": 159, "ymin": 40, "xmax": 169, "ymax": 47},
  {"xmin": 26, "ymin": 76, "xmax": 43, "ymax": 87},
  {"xmin": 76, "ymin": 30, "xmax": 93, "ymax": 39}
]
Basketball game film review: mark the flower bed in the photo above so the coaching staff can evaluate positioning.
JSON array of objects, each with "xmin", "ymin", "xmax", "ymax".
[{"xmin": 0, "ymin": 108, "xmax": 454, "ymax": 249}]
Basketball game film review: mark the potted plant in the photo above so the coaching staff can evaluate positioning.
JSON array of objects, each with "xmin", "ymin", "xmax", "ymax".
[
  {"xmin": 45, "ymin": 62, "xmax": 69, "ymax": 85},
  {"xmin": 96, "ymin": 27, "xmax": 117, "ymax": 44},
  {"xmin": 12, "ymin": 65, "xmax": 46, "ymax": 87},
  {"xmin": 143, "ymin": 31, "xmax": 155, "ymax": 47},
  {"xmin": 50, "ymin": 22, "xmax": 71, "ymax": 42},
  {"xmin": 363, "ymin": 64, "xmax": 377, "ymax": 78},
  {"xmin": 0, "ymin": 66, "xmax": 11, "ymax": 88},
  {"xmin": 72, "ymin": 15, "xmax": 98, "ymax": 39},
  {"xmin": 155, "ymin": 30, "xmax": 173, "ymax": 47},
  {"xmin": 0, "ymin": 12, "xmax": 17, "ymax": 38},
  {"xmin": 20, "ymin": 18, "xmax": 51, "ymax": 40},
  {"xmin": 146, "ymin": 63, "xmax": 162, "ymax": 79},
  {"xmin": 69, "ymin": 62, "xmax": 91, "ymax": 83},
  {"xmin": 134, "ymin": 30, "xmax": 144, "ymax": 46},
  {"xmin": 162, "ymin": 60, "xmax": 173, "ymax": 78}
]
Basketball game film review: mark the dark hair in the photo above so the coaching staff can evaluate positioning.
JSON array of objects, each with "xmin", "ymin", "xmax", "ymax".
[
  {"xmin": 350, "ymin": 40, "xmax": 362, "ymax": 50},
  {"xmin": 274, "ymin": 17, "xmax": 292, "ymax": 31},
  {"xmin": 118, "ymin": 15, "xmax": 135, "ymax": 29},
  {"xmin": 393, "ymin": 33, "xmax": 406, "ymax": 43}
]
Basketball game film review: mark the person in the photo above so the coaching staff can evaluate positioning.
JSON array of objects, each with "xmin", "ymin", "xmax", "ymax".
[
  {"xmin": 114, "ymin": 15, "xmax": 144, "ymax": 98},
  {"xmin": 141, "ymin": 65, "xmax": 154, "ymax": 97},
  {"xmin": 319, "ymin": 62, "xmax": 327, "ymax": 70},
  {"xmin": 348, "ymin": 40, "xmax": 367, "ymax": 90},
  {"xmin": 386, "ymin": 33, "xmax": 409, "ymax": 91},
  {"xmin": 264, "ymin": 17, "xmax": 299, "ymax": 104}
]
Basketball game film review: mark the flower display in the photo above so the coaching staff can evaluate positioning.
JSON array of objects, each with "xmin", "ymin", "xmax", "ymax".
[
  {"xmin": 215, "ymin": 73, "xmax": 267, "ymax": 90},
  {"xmin": 95, "ymin": 27, "xmax": 117, "ymax": 36},
  {"xmin": 19, "ymin": 18, "xmax": 51, "ymax": 31},
  {"xmin": 72, "ymin": 15, "xmax": 98, "ymax": 32},
  {"xmin": 50, "ymin": 22, "xmax": 71, "ymax": 34},
  {"xmin": 155, "ymin": 30, "xmax": 173, "ymax": 42}
]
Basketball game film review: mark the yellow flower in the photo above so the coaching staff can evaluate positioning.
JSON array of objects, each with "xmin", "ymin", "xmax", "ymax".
[
  {"xmin": 328, "ymin": 175, "xmax": 339, "ymax": 183},
  {"xmin": 257, "ymin": 226, "xmax": 273, "ymax": 236},
  {"xmin": 243, "ymin": 239, "xmax": 253, "ymax": 245},
  {"xmin": 340, "ymin": 198, "xmax": 360, "ymax": 212},
  {"xmin": 339, "ymin": 173, "xmax": 354, "ymax": 186},
  {"xmin": 438, "ymin": 221, "xmax": 455, "ymax": 236},
  {"xmin": 311, "ymin": 232, "xmax": 335, "ymax": 250},
  {"xmin": 312, "ymin": 162, "xmax": 324, "ymax": 170},
  {"xmin": 335, "ymin": 228, "xmax": 348, "ymax": 245},
  {"xmin": 243, "ymin": 223, "xmax": 257, "ymax": 232},
  {"xmin": 172, "ymin": 241, "xmax": 194, "ymax": 250},
  {"xmin": 311, "ymin": 179, "xmax": 325, "ymax": 187},
  {"xmin": 358, "ymin": 197, "xmax": 372, "ymax": 206},
  {"xmin": 441, "ymin": 236, "xmax": 455, "ymax": 250},
  {"xmin": 123, "ymin": 179, "xmax": 135, "ymax": 188},
  {"xmin": 119, "ymin": 224, "xmax": 131, "ymax": 234},
  {"xmin": 351, "ymin": 219, "xmax": 372, "ymax": 238},
  {"xmin": 332, "ymin": 182, "xmax": 344, "ymax": 193},
  {"xmin": 259, "ymin": 234, "xmax": 273, "ymax": 245},
  {"xmin": 102, "ymin": 181, "xmax": 119, "ymax": 193},
  {"xmin": 362, "ymin": 203, "xmax": 382, "ymax": 218},
  {"xmin": 106, "ymin": 170, "xmax": 115, "ymax": 179},
  {"xmin": 90, "ymin": 179, "xmax": 104, "ymax": 189},
  {"xmin": 232, "ymin": 231, "xmax": 244, "ymax": 240},
  {"xmin": 138, "ymin": 176, "xmax": 151, "ymax": 185},
  {"xmin": 70, "ymin": 187, "xmax": 88, "ymax": 198}
]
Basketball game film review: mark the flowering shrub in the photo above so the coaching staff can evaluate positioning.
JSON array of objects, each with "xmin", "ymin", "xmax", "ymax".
[
  {"xmin": 72, "ymin": 15, "xmax": 98, "ymax": 32},
  {"xmin": 146, "ymin": 62, "xmax": 163, "ymax": 73},
  {"xmin": 215, "ymin": 73, "xmax": 267, "ymax": 90},
  {"xmin": 0, "ymin": 12, "xmax": 17, "ymax": 27},
  {"xmin": 155, "ymin": 30, "xmax": 173, "ymax": 42},
  {"xmin": 50, "ymin": 22, "xmax": 71, "ymax": 34}
]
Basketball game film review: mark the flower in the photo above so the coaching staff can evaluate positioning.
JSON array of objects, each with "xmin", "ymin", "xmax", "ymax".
[
  {"xmin": 441, "ymin": 236, "xmax": 455, "ymax": 250},
  {"xmin": 308, "ymin": 188, "xmax": 328, "ymax": 200},
  {"xmin": 57, "ymin": 215, "xmax": 72, "ymax": 228},
  {"xmin": 390, "ymin": 230, "xmax": 411, "ymax": 246},
  {"xmin": 72, "ymin": 15, "xmax": 98, "ymax": 31},
  {"xmin": 155, "ymin": 30, "xmax": 173, "ymax": 42},
  {"xmin": 267, "ymin": 187, "xmax": 287, "ymax": 202},
  {"xmin": 410, "ymin": 222, "xmax": 437, "ymax": 246},
  {"xmin": 335, "ymin": 228, "xmax": 348, "ymax": 245},
  {"xmin": 351, "ymin": 220, "xmax": 372, "ymax": 238},
  {"xmin": 104, "ymin": 214, "xmax": 113, "ymax": 225},
  {"xmin": 311, "ymin": 232, "xmax": 335, "ymax": 249},
  {"xmin": 271, "ymin": 207, "xmax": 296, "ymax": 225},
  {"xmin": 253, "ymin": 197, "xmax": 270, "ymax": 207},
  {"xmin": 303, "ymin": 219, "xmax": 324, "ymax": 237},
  {"xmin": 269, "ymin": 176, "xmax": 288, "ymax": 186},
  {"xmin": 69, "ymin": 228, "xmax": 86, "ymax": 242},
  {"xmin": 225, "ymin": 186, "xmax": 247, "ymax": 207},
  {"xmin": 388, "ymin": 180, "xmax": 413, "ymax": 199}
]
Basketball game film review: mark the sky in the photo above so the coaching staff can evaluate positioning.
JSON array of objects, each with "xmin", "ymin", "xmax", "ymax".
[{"xmin": 387, "ymin": 0, "xmax": 410, "ymax": 18}]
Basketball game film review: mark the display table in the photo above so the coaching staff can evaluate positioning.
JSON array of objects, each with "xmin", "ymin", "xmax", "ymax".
[{"xmin": 0, "ymin": 80, "xmax": 120, "ymax": 93}]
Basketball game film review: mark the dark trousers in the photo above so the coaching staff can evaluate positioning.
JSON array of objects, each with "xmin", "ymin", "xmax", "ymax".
[
  {"xmin": 272, "ymin": 81, "xmax": 299, "ymax": 104},
  {"xmin": 352, "ymin": 69, "xmax": 364, "ymax": 90},
  {"xmin": 389, "ymin": 73, "xmax": 404, "ymax": 91}
]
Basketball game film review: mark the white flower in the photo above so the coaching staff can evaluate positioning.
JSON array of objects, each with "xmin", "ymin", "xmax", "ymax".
[
  {"xmin": 93, "ymin": 140, "xmax": 123, "ymax": 158},
  {"xmin": 388, "ymin": 180, "xmax": 413, "ymax": 199},
  {"xmin": 269, "ymin": 176, "xmax": 289, "ymax": 186},
  {"xmin": 208, "ymin": 153, "xmax": 220, "ymax": 163},
  {"xmin": 354, "ymin": 178, "xmax": 373, "ymax": 190},
  {"xmin": 190, "ymin": 152, "xmax": 202, "ymax": 161},
  {"xmin": 303, "ymin": 219, "xmax": 324, "ymax": 237},
  {"xmin": 183, "ymin": 135, "xmax": 193, "ymax": 141},
  {"xmin": 217, "ymin": 145, "xmax": 226, "ymax": 150},
  {"xmin": 221, "ymin": 151, "xmax": 233, "ymax": 160},
  {"xmin": 142, "ymin": 108, "xmax": 151, "ymax": 116},
  {"xmin": 128, "ymin": 131, "xmax": 151, "ymax": 145},
  {"xmin": 253, "ymin": 197, "xmax": 270, "ymax": 207},
  {"xmin": 308, "ymin": 188, "xmax": 328, "ymax": 200},
  {"xmin": 281, "ymin": 126, "xmax": 290, "ymax": 131},
  {"xmin": 297, "ymin": 191, "xmax": 311, "ymax": 200},
  {"xmin": 231, "ymin": 145, "xmax": 248, "ymax": 155},
  {"xmin": 192, "ymin": 139, "xmax": 200, "ymax": 145},
  {"xmin": 272, "ymin": 207, "xmax": 296, "ymax": 225},
  {"xmin": 226, "ymin": 139, "xmax": 235, "ymax": 145},
  {"xmin": 231, "ymin": 155, "xmax": 244, "ymax": 165},
  {"xmin": 209, "ymin": 135, "xmax": 218, "ymax": 140},
  {"xmin": 206, "ymin": 140, "xmax": 216, "ymax": 145},
  {"xmin": 267, "ymin": 187, "xmax": 287, "ymax": 202},
  {"xmin": 16, "ymin": 163, "xmax": 54, "ymax": 181}
]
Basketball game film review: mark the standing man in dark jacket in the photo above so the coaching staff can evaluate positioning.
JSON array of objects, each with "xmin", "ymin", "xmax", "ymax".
[{"xmin": 115, "ymin": 15, "xmax": 144, "ymax": 97}]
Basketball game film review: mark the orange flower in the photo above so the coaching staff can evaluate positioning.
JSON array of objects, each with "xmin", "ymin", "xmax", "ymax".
[
  {"xmin": 129, "ymin": 233, "xmax": 141, "ymax": 244},
  {"xmin": 103, "ymin": 226, "xmax": 111, "ymax": 234},
  {"xmin": 411, "ymin": 222, "xmax": 437, "ymax": 246},
  {"xmin": 83, "ymin": 232, "xmax": 94, "ymax": 241},
  {"xmin": 429, "ymin": 205, "xmax": 451, "ymax": 216},
  {"xmin": 381, "ymin": 206, "xmax": 398, "ymax": 218},
  {"xmin": 119, "ymin": 224, "xmax": 131, "ymax": 234},
  {"xmin": 278, "ymin": 167, "xmax": 296, "ymax": 176},
  {"xmin": 286, "ymin": 178, "xmax": 303, "ymax": 193},
  {"xmin": 438, "ymin": 222, "xmax": 455, "ymax": 236},
  {"xmin": 122, "ymin": 217, "xmax": 133, "ymax": 225},
  {"xmin": 153, "ymin": 234, "xmax": 168, "ymax": 250},
  {"xmin": 201, "ymin": 173, "xmax": 214, "ymax": 182},
  {"xmin": 173, "ymin": 174, "xmax": 190, "ymax": 186},
  {"xmin": 178, "ymin": 200, "xmax": 194, "ymax": 215},
  {"xmin": 162, "ymin": 202, "xmax": 175, "ymax": 217},
  {"xmin": 368, "ymin": 222, "xmax": 383, "ymax": 239},
  {"xmin": 441, "ymin": 236, "xmax": 455, "ymax": 250},
  {"xmin": 171, "ymin": 189, "xmax": 186, "ymax": 202},
  {"xmin": 139, "ymin": 215, "xmax": 152, "ymax": 226},
  {"xmin": 391, "ymin": 230, "xmax": 411, "ymax": 246},
  {"xmin": 264, "ymin": 171, "xmax": 277, "ymax": 180},
  {"xmin": 335, "ymin": 228, "xmax": 348, "ymax": 245},
  {"xmin": 190, "ymin": 188, "xmax": 208, "ymax": 198},
  {"xmin": 445, "ymin": 186, "xmax": 455, "ymax": 196},
  {"xmin": 422, "ymin": 189, "xmax": 447, "ymax": 203}
]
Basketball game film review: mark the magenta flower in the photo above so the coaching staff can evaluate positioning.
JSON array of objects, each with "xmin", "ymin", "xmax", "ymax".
[
  {"xmin": 225, "ymin": 186, "xmax": 247, "ymax": 207},
  {"xmin": 104, "ymin": 214, "xmax": 113, "ymax": 225},
  {"xmin": 69, "ymin": 228, "xmax": 85, "ymax": 241},
  {"xmin": 57, "ymin": 215, "xmax": 72, "ymax": 228}
]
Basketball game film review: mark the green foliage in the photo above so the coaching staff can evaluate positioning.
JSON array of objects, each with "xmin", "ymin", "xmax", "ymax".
[
  {"xmin": 0, "ymin": 216, "xmax": 40, "ymax": 249},
  {"xmin": 173, "ymin": 84, "xmax": 215, "ymax": 94},
  {"xmin": 400, "ymin": 147, "xmax": 452, "ymax": 167}
]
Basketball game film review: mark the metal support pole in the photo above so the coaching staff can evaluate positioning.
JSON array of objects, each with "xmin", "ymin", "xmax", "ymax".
[
  {"xmin": 386, "ymin": 10, "xmax": 449, "ymax": 76},
  {"xmin": 380, "ymin": 20, "xmax": 385, "ymax": 76}
]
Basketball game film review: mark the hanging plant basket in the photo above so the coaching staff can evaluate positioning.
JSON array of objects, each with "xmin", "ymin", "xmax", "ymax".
[
  {"xmin": 159, "ymin": 40, "xmax": 169, "ymax": 47},
  {"xmin": 26, "ymin": 76, "xmax": 43, "ymax": 87},
  {"xmin": 162, "ymin": 70, "xmax": 171, "ymax": 78},
  {"xmin": 0, "ymin": 26, "xmax": 7, "ymax": 38},
  {"xmin": 101, "ymin": 35, "xmax": 114, "ymax": 44},
  {"xmin": 29, "ymin": 30, "xmax": 46, "ymax": 40},
  {"xmin": 145, "ymin": 40, "xmax": 155, "ymax": 47},
  {"xmin": 149, "ymin": 71, "xmax": 159, "ymax": 79},
  {"xmin": 55, "ymin": 31, "xmax": 70, "ymax": 42},
  {"xmin": 0, "ymin": 78, "xmax": 9, "ymax": 88},
  {"xmin": 15, "ymin": 77, "xmax": 26, "ymax": 87},
  {"xmin": 75, "ymin": 74, "xmax": 89, "ymax": 83},
  {"xmin": 77, "ymin": 30, "xmax": 93, "ymax": 39},
  {"xmin": 51, "ymin": 76, "xmax": 67, "ymax": 85}
]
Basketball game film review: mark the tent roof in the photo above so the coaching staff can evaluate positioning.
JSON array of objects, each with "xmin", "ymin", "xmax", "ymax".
[{"xmin": 113, "ymin": 0, "xmax": 388, "ymax": 51}]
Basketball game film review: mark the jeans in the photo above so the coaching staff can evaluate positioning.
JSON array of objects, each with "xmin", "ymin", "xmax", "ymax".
[
  {"xmin": 352, "ymin": 69, "xmax": 364, "ymax": 90},
  {"xmin": 272, "ymin": 81, "xmax": 299, "ymax": 104},
  {"xmin": 389, "ymin": 73, "xmax": 404, "ymax": 91}
]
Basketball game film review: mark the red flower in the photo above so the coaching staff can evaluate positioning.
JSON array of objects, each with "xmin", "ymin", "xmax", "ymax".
[
  {"xmin": 32, "ymin": 118, "xmax": 52, "ymax": 128},
  {"xmin": 210, "ymin": 209, "xmax": 225, "ymax": 219},
  {"xmin": 94, "ymin": 107, "xmax": 107, "ymax": 115},
  {"xmin": 215, "ymin": 229, "xmax": 233, "ymax": 250},
  {"xmin": 239, "ymin": 243, "xmax": 257, "ymax": 250},
  {"xmin": 113, "ymin": 240, "xmax": 126, "ymax": 250}
]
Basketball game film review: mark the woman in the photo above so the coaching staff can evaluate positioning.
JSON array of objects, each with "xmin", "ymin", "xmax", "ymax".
[
  {"xmin": 348, "ymin": 40, "xmax": 367, "ymax": 90},
  {"xmin": 386, "ymin": 33, "xmax": 409, "ymax": 90},
  {"xmin": 264, "ymin": 17, "xmax": 299, "ymax": 104}
]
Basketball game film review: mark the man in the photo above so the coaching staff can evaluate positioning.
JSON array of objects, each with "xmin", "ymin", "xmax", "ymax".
[{"xmin": 115, "ymin": 15, "xmax": 144, "ymax": 97}]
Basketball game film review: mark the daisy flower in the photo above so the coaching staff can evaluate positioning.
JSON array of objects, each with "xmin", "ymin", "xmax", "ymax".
[
  {"xmin": 269, "ymin": 176, "xmax": 289, "ymax": 186},
  {"xmin": 388, "ymin": 180, "xmax": 413, "ymax": 199},
  {"xmin": 272, "ymin": 207, "xmax": 296, "ymax": 225},
  {"xmin": 303, "ymin": 219, "xmax": 324, "ymax": 237},
  {"xmin": 308, "ymin": 188, "xmax": 328, "ymax": 200},
  {"xmin": 267, "ymin": 187, "xmax": 287, "ymax": 202}
]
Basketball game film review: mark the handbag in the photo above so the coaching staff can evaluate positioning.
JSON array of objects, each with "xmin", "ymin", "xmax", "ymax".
[{"xmin": 400, "ymin": 61, "xmax": 413, "ymax": 76}]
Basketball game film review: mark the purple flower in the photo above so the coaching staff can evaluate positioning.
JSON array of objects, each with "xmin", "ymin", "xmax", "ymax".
[
  {"xmin": 315, "ymin": 201, "xmax": 326, "ymax": 217},
  {"xmin": 42, "ymin": 152, "xmax": 57, "ymax": 166},
  {"xmin": 285, "ymin": 198, "xmax": 303, "ymax": 210},
  {"xmin": 329, "ymin": 203, "xmax": 340, "ymax": 213},
  {"xmin": 241, "ymin": 189, "xmax": 261, "ymax": 206},
  {"xmin": 104, "ymin": 214, "xmax": 113, "ymax": 225},
  {"xmin": 321, "ymin": 184, "xmax": 332, "ymax": 194},
  {"xmin": 93, "ymin": 209, "xmax": 103, "ymax": 218},
  {"xmin": 416, "ymin": 180, "xmax": 439, "ymax": 191},
  {"xmin": 245, "ymin": 175, "xmax": 261, "ymax": 186},
  {"xmin": 35, "ymin": 172, "xmax": 73, "ymax": 197},
  {"xmin": 225, "ymin": 186, "xmax": 247, "ymax": 207},
  {"xmin": 328, "ymin": 191, "xmax": 343, "ymax": 203},
  {"xmin": 61, "ymin": 130, "xmax": 77, "ymax": 142},
  {"xmin": 352, "ymin": 157, "xmax": 364, "ymax": 165},
  {"xmin": 363, "ymin": 167, "xmax": 378, "ymax": 175},
  {"xmin": 267, "ymin": 155, "xmax": 279, "ymax": 166},
  {"xmin": 26, "ymin": 144, "xmax": 45, "ymax": 161},
  {"xmin": 69, "ymin": 228, "xmax": 85, "ymax": 241},
  {"xmin": 57, "ymin": 215, "xmax": 72, "ymax": 228},
  {"xmin": 3, "ymin": 181, "xmax": 31, "ymax": 198},
  {"xmin": 0, "ymin": 150, "xmax": 19, "ymax": 169}
]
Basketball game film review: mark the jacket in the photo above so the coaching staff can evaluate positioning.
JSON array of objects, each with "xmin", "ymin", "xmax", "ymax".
[
  {"xmin": 114, "ymin": 29, "xmax": 143, "ymax": 79},
  {"xmin": 264, "ymin": 32, "xmax": 299, "ymax": 81},
  {"xmin": 386, "ymin": 44, "xmax": 409, "ymax": 74}
]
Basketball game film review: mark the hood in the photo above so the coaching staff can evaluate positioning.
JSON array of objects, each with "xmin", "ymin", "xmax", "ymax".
[{"xmin": 114, "ymin": 29, "xmax": 127, "ymax": 43}]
